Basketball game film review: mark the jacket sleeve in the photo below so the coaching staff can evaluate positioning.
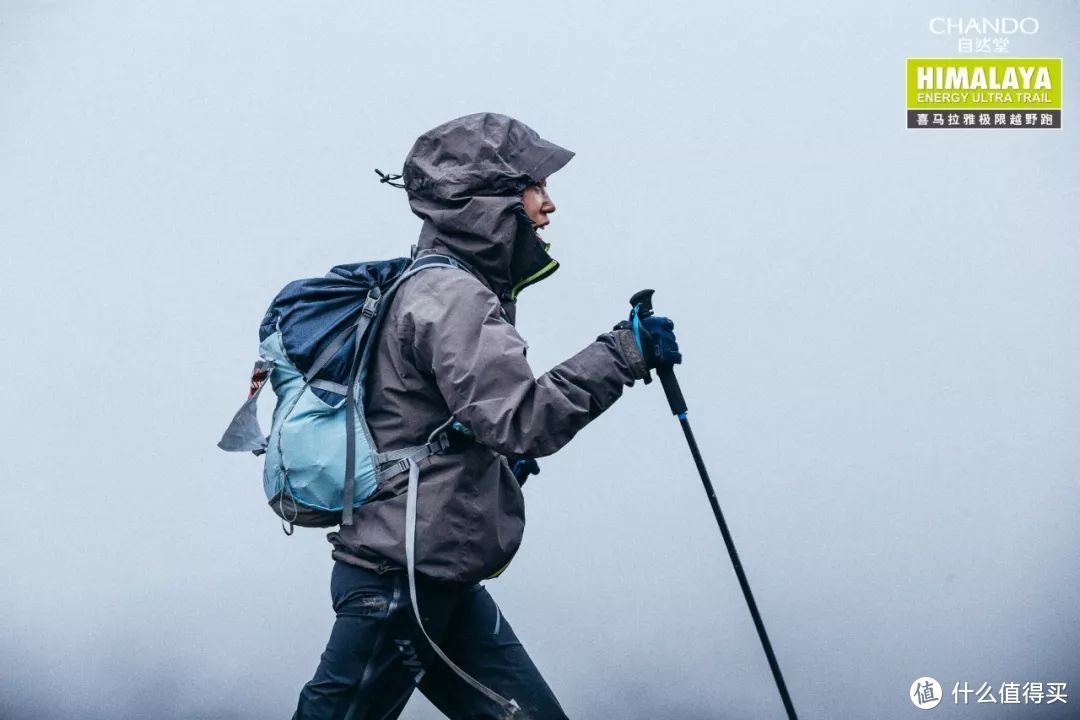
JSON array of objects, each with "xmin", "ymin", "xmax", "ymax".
[{"xmin": 407, "ymin": 270, "xmax": 648, "ymax": 458}]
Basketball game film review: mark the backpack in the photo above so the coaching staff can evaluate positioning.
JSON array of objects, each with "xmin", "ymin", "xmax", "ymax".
[
  {"xmin": 217, "ymin": 253, "xmax": 470, "ymax": 534},
  {"xmin": 218, "ymin": 251, "xmax": 525, "ymax": 715}
]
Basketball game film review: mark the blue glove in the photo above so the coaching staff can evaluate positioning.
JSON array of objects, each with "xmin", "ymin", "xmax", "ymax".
[
  {"xmin": 633, "ymin": 314, "xmax": 682, "ymax": 369},
  {"xmin": 509, "ymin": 457, "xmax": 540, "ymax": 486}
]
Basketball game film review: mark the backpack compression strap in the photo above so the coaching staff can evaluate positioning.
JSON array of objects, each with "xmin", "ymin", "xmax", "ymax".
[
  {"xmin": 340, "ymin": 253, "xmax": 467, "ymax": 526},
  {"xmin": 365, "ymin": 256, "xmax": 523, "ymax": 717},
  {"xmin": 341, "ymin": 291, "xmax": 382, "ymax": 527},
  {"xmin": 401, "ymin": 440, "xmax": 523, "ymax": 718}
]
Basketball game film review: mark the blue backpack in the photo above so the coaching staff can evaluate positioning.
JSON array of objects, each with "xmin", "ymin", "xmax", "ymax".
[
  {"xmin": 218, "ymin": 252, "xmax": 528, "ymax": 715},
  {"xmin": 218, "ymin": 254, "xmax": 469, "ymax": 533}
]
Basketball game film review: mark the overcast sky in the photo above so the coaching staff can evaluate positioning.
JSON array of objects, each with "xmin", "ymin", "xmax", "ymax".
[{"xmin": 2, "ymin": 2, "xmax": 1078, "ymax": 719}]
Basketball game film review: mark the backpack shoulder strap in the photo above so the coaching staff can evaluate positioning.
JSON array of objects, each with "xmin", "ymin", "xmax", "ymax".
[
  {"xmin": 352, "ymin": 253, "xmax": 469, "ymax": 388},
  {"xmin": 341, "ymin": 255, "xmax": 523, "ymax": 713},
  {"xmin": 407, "ymin": 253, "xmax": 461, "ymax": 272},
  {"xmin": 341, "ymin": 254, "xmax": 468, "ymax": 524}
]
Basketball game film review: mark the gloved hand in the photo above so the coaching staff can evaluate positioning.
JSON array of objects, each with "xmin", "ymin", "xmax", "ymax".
[
  {"xmin": 616, "ymin": 314, "xmax": 681, "ymax": 369},
  {"xmin": 508, "ymin": 456, "xmax": 540, "ymax": 486}
]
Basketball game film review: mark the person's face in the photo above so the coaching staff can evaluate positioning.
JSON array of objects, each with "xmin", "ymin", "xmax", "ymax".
[{"xmin": 522, "ymin": 178, "xmax": 556, "ymax": 240}]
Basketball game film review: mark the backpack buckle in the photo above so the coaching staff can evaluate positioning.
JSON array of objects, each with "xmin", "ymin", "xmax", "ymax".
[{"xmin": 361, "ymin": 289, "xmax": 381, "ymax": 318}]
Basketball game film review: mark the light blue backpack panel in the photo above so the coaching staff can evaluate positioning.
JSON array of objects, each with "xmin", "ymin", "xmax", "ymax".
[
  {"xmin": 218, "ymin": 254, "xmax": 462, "ymax": 531},
  {"xmin": 259, "ymin": 330, "xmax": 378, "ymax": 516}
]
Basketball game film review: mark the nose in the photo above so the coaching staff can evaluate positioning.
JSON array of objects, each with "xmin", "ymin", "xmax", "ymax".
[{"xmin": 541, "ymin": 188, "xmax": 556, "ymax": 216}]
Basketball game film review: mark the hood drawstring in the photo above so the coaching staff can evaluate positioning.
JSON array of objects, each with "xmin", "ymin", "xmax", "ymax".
[{"xmin": 374, "ymin": 168, "xmax": 406, "ymax": 189}]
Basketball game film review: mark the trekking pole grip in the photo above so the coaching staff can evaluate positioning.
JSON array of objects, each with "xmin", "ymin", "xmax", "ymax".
[
  {"xmin": 629, "ymin": 289, "xmax": 688, "ymax": 416},
  {"xmin": 657, "ymin": 366, "xmax": 688, "ymax": 417}
]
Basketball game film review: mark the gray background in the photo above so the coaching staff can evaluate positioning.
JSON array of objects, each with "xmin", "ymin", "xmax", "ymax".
[{"xmin": 2, "ymin": 2, "xmax": 1078, "ymax": 718}]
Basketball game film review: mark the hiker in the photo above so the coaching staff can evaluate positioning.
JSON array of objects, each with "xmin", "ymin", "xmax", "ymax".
[{"xmin": 292, "ymin": 112, "xmax": 682, "ymax": 719}]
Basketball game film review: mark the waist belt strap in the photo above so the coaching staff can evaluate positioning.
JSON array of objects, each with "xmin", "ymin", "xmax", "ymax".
[{"xmin": 402, "ymin": 454, "xmax": 522, "ymax": 718}]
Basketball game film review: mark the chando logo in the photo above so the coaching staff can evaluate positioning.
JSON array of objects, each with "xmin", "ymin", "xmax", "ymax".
[
  {"xmin": 911, "ymin": 677, "xmax": 943, "ymax": 710},
  {"xmin": 929, "ymin": 17, "xmax": 1039, "ymax": 35}
]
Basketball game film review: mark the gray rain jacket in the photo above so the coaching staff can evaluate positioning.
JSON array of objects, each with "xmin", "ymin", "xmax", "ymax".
[{"xmin": 329, "ymin": 113, "xmax": 647, "ymax": 583}]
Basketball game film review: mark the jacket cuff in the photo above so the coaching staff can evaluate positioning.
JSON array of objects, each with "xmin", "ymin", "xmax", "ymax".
[{"xmin": 610, "ymin": 328, "xmax": 648, "ymax": 380}]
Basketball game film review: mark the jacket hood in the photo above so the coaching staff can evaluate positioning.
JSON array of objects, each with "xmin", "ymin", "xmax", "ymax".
[{"xmin": 402, "ymin": 113, "xmax": 574, "ymax": 301}]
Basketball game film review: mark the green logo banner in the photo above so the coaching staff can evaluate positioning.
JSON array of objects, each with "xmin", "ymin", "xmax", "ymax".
[{"xmin": 906, "ymin": 58, "xmax": 1062, "ymax": 110}]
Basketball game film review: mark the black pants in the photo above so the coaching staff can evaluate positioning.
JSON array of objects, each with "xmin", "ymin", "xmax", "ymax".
[{"xmin": 293, "ymin": 561, "xmax": 569, "ymax": 720}]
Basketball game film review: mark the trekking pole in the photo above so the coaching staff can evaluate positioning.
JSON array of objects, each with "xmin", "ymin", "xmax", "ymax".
[{"xmin": 630, "ymin": 289, "xmax": 799, "ymax": 720}]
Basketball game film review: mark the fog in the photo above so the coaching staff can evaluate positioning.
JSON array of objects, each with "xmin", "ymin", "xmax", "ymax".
[{"xmin": 2, "ymin": 2, "xmax": 1078, "ymax": 718}]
